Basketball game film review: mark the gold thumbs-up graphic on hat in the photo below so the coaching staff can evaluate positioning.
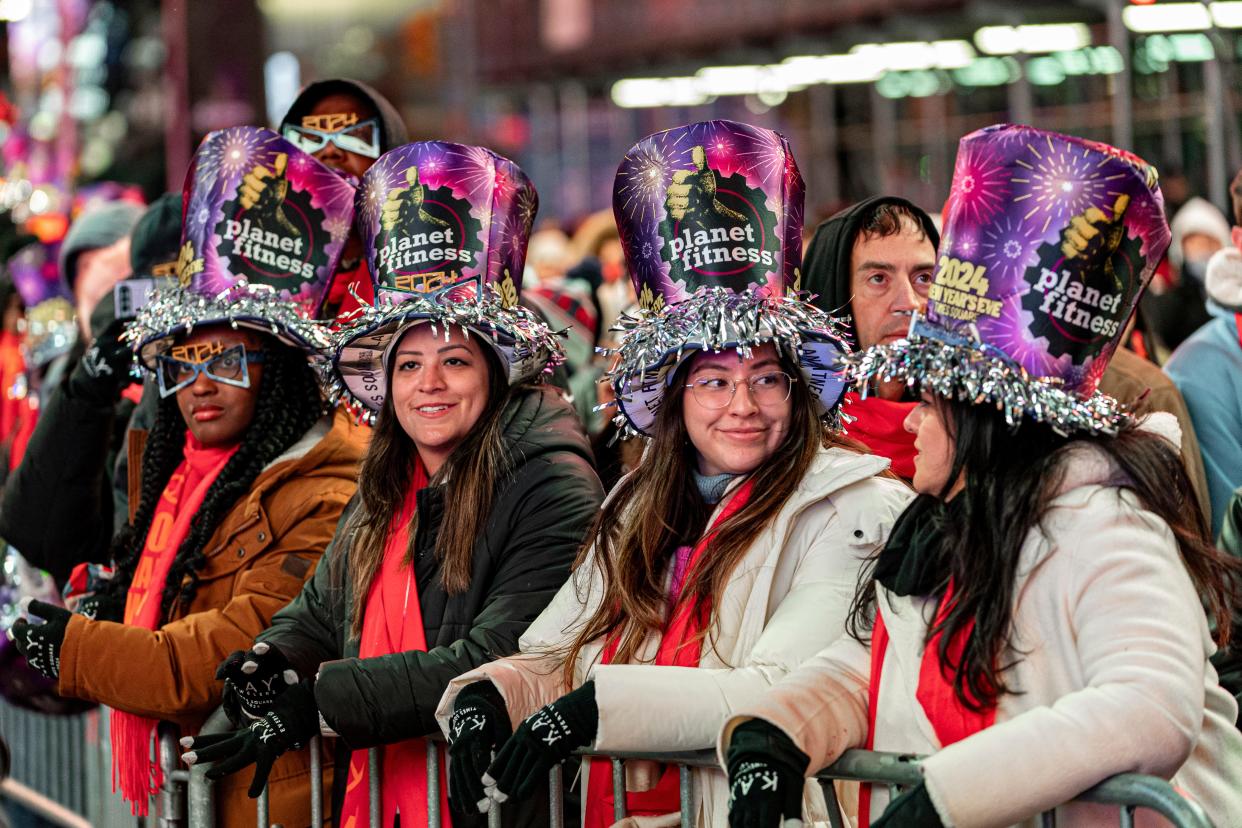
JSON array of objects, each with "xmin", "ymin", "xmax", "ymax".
[
  {"xmin": 239, "ymin": 152, "xmax": 299, "ymax": 237},
  {"xmin": 1060, "ymin": 194, "xmax": 1131, "ymax": 290},
  {"xmin": 382, "ymin": 165, "xmax": 451, "ymax": 232},
  {"xmin": 665, "ymin": 145, "xmax": 747, "ymax": 224}
]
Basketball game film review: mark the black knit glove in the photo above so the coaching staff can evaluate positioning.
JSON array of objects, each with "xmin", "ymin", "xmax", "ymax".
[
  {"xmin": 217, "ymin": 641, "xmax": 299, "ymax": 726},
  {"xmin": 69, "ymin": 317, "xmax": 136, "ymax": 404},
  {"xmin": 448, "ymin": 681, "xmax": 513, "ymax": 815},
  {"xmin": 872, "ymin": 782, "xmax": 944, "ymax": 827},
  {"xmin": 482, "ymin": 680, "xmax": 598, "ymax": 805},
  {"xmin": 7, "ymin": 599, "xmax": 71, "ymax": 680},
  {"xmin": 69, "ymin": 565, "xmax": 124, "ymax": 623},
  {"xmin": 180, "ymin": 678, "xmax": 319, "ymax": 798},
  {"xmin": 726, "ymin": 719, "xmax": 808, "ymax": 828}
]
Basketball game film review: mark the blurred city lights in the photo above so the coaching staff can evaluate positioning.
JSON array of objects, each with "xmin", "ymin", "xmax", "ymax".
[
  {"xmin": 974, "ymin": 23, "xmax": 1092, "ymax": 55},
  {"xmin": 0, "ymin": 0, "xmax": 32, "ymax": 22}
]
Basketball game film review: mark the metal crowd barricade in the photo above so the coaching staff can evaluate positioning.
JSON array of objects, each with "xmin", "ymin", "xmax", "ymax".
[{"xmin": 180, "ymin": 729, "xmax": 1214, "ymax": 828}]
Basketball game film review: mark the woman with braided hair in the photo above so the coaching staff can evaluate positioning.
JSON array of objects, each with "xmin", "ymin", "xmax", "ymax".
[{"xmin": 7, "ymin": 126, "xmax": 368, "ymax": 826}]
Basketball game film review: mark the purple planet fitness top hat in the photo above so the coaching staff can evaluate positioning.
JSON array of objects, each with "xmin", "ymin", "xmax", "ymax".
[
  {"xmin": 125, "ymin": 126, "xmax": 357, "ymax": 367},
  {"xmin": 604, "ymin": 119, "xmax": 850, "ymax": 437},
  {"xmin": 845, "ymin": 123, "xmax": 1171, "ymax": 435},
  {"xmin": 332, "ymin": 141, "xmax": 562, "ymax": 414}
]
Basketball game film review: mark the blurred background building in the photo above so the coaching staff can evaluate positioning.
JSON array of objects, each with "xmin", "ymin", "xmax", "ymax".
[{"xmin": 0, "ymin": 0, "xmax": 1239, "ymax": 232}]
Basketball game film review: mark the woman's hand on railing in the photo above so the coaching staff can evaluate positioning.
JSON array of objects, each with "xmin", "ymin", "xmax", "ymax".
[
  {"xmin": 216, "ymin": 641, "xmax": 300, "ymax": 726},
  {"xmin": 725, "ymin": 719, "xmax": 809, "ymax": 828},
  {"xmin": 481, "ymin": 680, "xmax": 599, "ymax": 806},
  {"xmin": 871, "ymin": 782, "xmax": 944, "ymax": 827},
  {"xmin": 447, "ymin": 681, "xmax": 512, "ymax": 815},
  {"xmin": 180, "ymin": 678, "xmax": 320, "ymax": 798}
]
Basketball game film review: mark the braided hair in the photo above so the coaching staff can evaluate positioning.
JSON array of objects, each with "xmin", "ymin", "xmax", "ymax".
[{"xmin": 107, "ymin": 334, "xmax": 325, "ymax": 619}]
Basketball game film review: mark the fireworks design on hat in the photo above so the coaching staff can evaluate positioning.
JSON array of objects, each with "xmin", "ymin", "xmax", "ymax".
[
  {"xmin": 615, "ymin": 133, "xmax": 694, "ymax": 226},
  {"xmin": 1012, "ymin": 137, "xmax": 1114, "ymax": 234},
  {"xmin": 950, "ymin": 140, "xmax": 1009, "ymax": 225},
  {"xmin": 845, "ymin": 124, "xmax": 1170, "ymax": 436},
  {"xmin": 980, "ymin": 215, "xmax": 1042, "ymax": 281}
]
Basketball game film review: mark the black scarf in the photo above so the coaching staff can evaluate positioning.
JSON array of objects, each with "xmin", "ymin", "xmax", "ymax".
[{"xmin": 873, "ymin": 493, "xmax": 961, "ymax": 598}]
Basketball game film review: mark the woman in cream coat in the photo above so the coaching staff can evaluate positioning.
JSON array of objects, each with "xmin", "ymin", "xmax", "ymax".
[{"xmin": 721, "ymin": 124, "xmax": 1242, "ymax": 828}]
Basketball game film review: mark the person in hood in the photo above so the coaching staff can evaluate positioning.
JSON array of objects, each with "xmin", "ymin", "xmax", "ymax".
[
  {"xmin": 723, "ymin": 126, "xmax": 1242, "ymax": 828},
  {"xmin": 801, "ymin": 196, "xmax": 939, "ymax": 480},
  {"xmin": 1143, "ymin": 196, "xmax": 1231, "ymax": 354},
  {"xmin": 0, "ymin": 194, "xmax": 179, "ymax": 580},
  {"xmin": 59, "ymin": 201, "xmax": 144, "ymax": 343},
  {"xmin": 180, "ymin": 143, "xmax": 603, "ymax": 827},
  {"xmin": 279, "ymin": 78, "xmax": 409, "ymax": 321},
  {"xmin": 1165, "ymin": 183, "xmax": 1242, "ymax": 538},
  {"xmin": 438, "ymin": 122, "xmax": 911, "ymax": 827}
]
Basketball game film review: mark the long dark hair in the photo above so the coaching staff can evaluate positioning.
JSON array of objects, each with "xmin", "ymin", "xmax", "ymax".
[
  {"xmin": 563, "ymin": 348, "xmax": 866, "ymax": 682},
  {"xmin": 335, "ymin": 334, "xmax": 533, "ymax": 639},
  {"xmin": 848, "ymin": 396, "xmax": 1241, "ymax": 710},
  {"xmin": 109, "ymin": 337, "xmax": 325, "ymax": 618}
]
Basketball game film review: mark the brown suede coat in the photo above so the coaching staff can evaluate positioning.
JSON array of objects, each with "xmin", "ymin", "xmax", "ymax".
[{"xmin": 57, "ymin": 408, "xmax": 367, "ymax": 827}]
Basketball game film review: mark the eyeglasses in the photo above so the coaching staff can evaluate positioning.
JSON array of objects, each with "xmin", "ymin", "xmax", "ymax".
[
  {"xmin": 155, "ymin": 345, "xmax": 266, "ymax": 398},
  {"xmin": 684, "ymin": 371, "xmax": 796, "ymax": 408},
  {"xmin": 281, "ymin": 117, "xmax": 381, "ymax": 159}
]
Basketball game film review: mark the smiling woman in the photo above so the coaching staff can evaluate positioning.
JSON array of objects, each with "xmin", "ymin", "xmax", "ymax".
[
  {"xmin": 179, "ymin": 142, "xmax": 606, "ymax": 828},
  {"xmin": 388, "ymin": 324, "xmax": 498, "ymax": 476}
]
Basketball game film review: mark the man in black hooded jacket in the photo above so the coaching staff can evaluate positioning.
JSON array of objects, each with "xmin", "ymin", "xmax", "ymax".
[{"xmin": 802, "ymin": 196, "xmax": 939, "ymax": 480}]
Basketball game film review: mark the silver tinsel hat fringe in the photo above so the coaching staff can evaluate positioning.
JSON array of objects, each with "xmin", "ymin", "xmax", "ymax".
[
  {"xmin": 328, "ymin": 286, "xmax": 566, "ymax": 418},
  {"xmin": 600, "ymin": 285, "xmax": 852, "ymax": 437},
  {"xmin": 123, "ymin": 280, "xmax": 333, "ymax": 368},
  {"xmin": 841, "ymin": 315, "xmax": 1130, "ymax": 436}
]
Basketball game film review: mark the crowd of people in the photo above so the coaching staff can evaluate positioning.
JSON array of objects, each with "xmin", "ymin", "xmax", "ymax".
[{"xmin": 0, "ymin": 76, "xmax": 1238, "ymax": 828}]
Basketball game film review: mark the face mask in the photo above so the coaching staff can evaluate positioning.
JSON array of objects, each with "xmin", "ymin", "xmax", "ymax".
[{"xmin": 1183, "ymin": 259, "xmax": 1209, "ymax": 284}]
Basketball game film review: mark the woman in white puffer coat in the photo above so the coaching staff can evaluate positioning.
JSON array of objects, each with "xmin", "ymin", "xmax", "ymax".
[{"xmin": 436, "ymin": 119, "xmax": 914, "ymax": 827}]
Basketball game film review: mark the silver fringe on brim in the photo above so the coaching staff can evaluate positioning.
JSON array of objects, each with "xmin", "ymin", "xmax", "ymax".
[
  {"xmin": 841, "ymin": 320, "xmax": 1131, "ymax": 437},
  {"xmin": 327, "ymin": 289, "xmax": 566, "ymax": 420},
  {"xmin": 600, "ymin": 285, "xmax": 853, "ymax": 438},
  {"xmin": 123, "ymin": 282, "xmax": 333, "ymax": 369}
]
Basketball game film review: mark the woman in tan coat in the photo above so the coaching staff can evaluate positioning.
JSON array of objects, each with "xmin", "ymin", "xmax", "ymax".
[{"xmin": 7, "ymin": 125, "xmax": 367, "ymax": 826}]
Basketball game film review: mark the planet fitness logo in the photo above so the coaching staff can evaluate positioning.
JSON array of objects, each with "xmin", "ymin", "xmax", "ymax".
[
  {"xmin": 375, "ymin": 165, "xmax": 484, "ymax": 297},
  {"xmin": 1020, "ymin": 195, "xmax": 1142, "ymax": 362},
  {"xmin": 216, "ymin": 152, "xmax": 329, "ymax": 290},
  {"xmin": 658, "ymin": 146, "xmax": 778, "ymax": 294}
]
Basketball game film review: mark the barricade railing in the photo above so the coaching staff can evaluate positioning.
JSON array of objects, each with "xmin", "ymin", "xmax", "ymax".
[{"xmin": 177, "ymin": 707, "xmax": 1214, "ymax": 828}]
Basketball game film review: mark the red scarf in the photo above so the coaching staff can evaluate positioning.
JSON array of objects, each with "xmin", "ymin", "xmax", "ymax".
[
  {"xmin": 339, "ymin": 459, "xmax": 448, "ymax": 828},
  {"xmin": 857, "ymin": 580, "xmax": 996, "ymax": 826},
  {"xmin": 112, "ymin": 436, "xmax": 238, "ymax": 815},
  {"xmin": 584, "ymin": 481, "xmax": 754, "ymax": 828},
  {"xmin": 843, "ymin": 393, "xmax": 917, "ymax": 480}
]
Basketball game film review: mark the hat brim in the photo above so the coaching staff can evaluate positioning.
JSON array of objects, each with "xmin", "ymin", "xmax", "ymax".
[
  {"xmin": 124, "ymin": 286, "xmax": 332, "ymax": 369},
  {"xmin": 604, "ymin": 287, "xmax": 852, "ymax": 437},
  {"xmin": 841, "ymin": 316, "xmax": 1130, "ymax": 436},
  {"xmin": 331, "ymin": 296, "xmax": 563, "ymax": 412}
]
